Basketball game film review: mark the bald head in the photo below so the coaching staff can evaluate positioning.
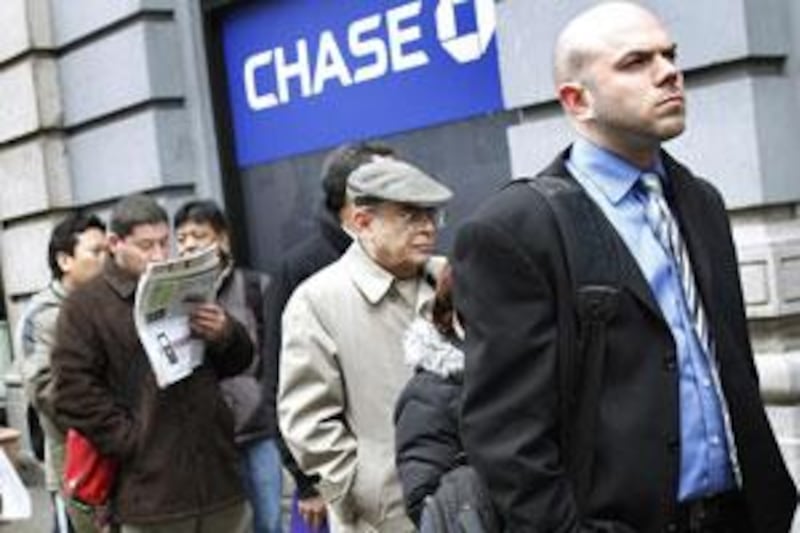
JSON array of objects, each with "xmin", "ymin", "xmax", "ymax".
[
  {"xmin": 553, "ymin": 2, "xmax": 684, "ymax": 167},
  {"xmin": 554, "ymin": 2, "xmax": 666, "ymax": 86}
]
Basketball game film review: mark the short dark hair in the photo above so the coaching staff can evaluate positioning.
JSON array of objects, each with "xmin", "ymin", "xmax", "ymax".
[
  {"xmin": 110, "ymin": 194, "xmax": 168, "ymax": 239},
  {"xmin": 321, "ymin": 141, "xmax": 396, "ymax": 214},
  {"xmin": 173, "ymin": 199, "xmax": 229, "ymax": 234},
  {"xmin": 48, "ymin": 212, "xmax": 106, "ymax": 280}
]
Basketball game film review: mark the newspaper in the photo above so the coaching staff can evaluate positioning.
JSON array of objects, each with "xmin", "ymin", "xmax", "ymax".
[
  {"xmin": 0, "ymin": 447, "xmax": 31, "ymax": 521},
  {"xmin": 134, "ymin": 247, "xmax": 222, "ymax": 388}
]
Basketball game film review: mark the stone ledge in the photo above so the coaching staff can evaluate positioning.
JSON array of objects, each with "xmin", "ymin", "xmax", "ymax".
[
  {"xmin": 0, "ymin": 135, "xmax": 71, "ymax": 221},
  {"xmin": 67, "ymin": 107, "xmax": 196, "ymax": 204},
  {"xmin": 733, "ymin": 206, "xmax": 800, "ymax": 317},
  {"xmin": 0, "ymin": 0, "xmax": 53, "ymax": 64},
  {"xmin": 1, "ymin": 215, "xmax": 60, "ymax": 295},
  {"xmin": 0, "ymin": 58, "xmax": 62, "ymax": 144},
  {"xmin": 50, "ymin": 0, "xmax": 173, "ymax": 48},
  {"xmin": 59, "ymin": 19, "xmax": 183, "ymax": 128},
  {"xmin": 758, "ymin": 351, "xmax": 800, "ymax": 405}
]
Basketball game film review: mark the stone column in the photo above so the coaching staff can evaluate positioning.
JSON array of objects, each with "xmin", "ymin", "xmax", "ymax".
[{"xmin": 0, "ymin": 0, "xmax": 64, "ymax": 455}]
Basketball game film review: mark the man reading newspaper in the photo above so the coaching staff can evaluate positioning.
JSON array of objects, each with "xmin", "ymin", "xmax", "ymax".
[
  {"xmin": 134, "ymin": 245, "xmax": 223, "ymax": 388},
  {"xmin": 52, "ymin": 194, "xmax": 254, "ymax": 533}
]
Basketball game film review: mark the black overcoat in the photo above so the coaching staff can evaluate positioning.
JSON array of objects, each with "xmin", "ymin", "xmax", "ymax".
[{"xmin": 452, "ymin": 149, "xmax": 797, "ymax": 532}]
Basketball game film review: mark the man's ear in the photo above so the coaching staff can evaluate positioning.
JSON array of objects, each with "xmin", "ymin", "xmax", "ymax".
[
  {"xmin": 351, "ymin": 207, "xmax": 372, "ymax": 233},
  {"xmin": 107, "ymin": 233, "xmax": 122, "ymax": 255},
  {"xmin": 558, "ymin": 82, "xmax": 594, "ymax": 122},
  {"xmin": 56, "ymin": 251, "xmax": 73, "ymax": 276}
]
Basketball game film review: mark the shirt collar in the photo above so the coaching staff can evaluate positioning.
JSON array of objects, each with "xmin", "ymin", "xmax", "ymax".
[
  {"xmin": 569, "ymin": 137, "xmax": 666, "ymax": 204},
  {"xmin": 344, "ymin": 241, "xmax": 438, "ymax": 312}
]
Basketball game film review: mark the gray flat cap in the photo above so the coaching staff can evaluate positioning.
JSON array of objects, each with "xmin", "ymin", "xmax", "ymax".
[{"xmin": 347, "ymin": 158, "xmax": 453, "ymax": 207}]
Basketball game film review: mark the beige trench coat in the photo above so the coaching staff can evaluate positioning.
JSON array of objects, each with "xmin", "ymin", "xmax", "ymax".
[{"xmin": 279, "ymin": 242, "xmax": 442, "ymax": 532}]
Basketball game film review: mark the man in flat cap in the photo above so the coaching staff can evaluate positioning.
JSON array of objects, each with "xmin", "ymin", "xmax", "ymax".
[{"xmin": 278, "ymin": 157, "xmax": 452, "ymax": 533}]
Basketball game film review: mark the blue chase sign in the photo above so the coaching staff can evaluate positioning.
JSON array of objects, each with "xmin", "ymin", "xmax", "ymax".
[{"xmin": 222, "ymin": 0, "xmax": 504, "ymax": 167}]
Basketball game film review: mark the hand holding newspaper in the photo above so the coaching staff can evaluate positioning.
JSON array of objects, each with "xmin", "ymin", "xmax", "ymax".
[{"xmin": 134, "ymin": 247, "xmax": 222, "ymax": 388}]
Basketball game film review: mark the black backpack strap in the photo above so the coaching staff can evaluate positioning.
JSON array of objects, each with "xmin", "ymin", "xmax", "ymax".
[{"xmin": 523, "ymin": 176, "xmax": 621, "ymax": 513}]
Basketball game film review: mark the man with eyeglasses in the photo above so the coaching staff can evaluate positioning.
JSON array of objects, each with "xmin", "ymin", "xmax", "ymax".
[
  {"xmin": 278, "ymin": 158, "xmax": 452, "ymax": 533},
  {"xmin": 266, "ymin": 142, "xmax": 397, "ymax": 533},
  {"xmin": 52, "ymin": 194, "xmax": 255, "ymax": 532}
]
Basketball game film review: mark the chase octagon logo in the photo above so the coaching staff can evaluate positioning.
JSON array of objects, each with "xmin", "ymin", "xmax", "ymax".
[{"xmin": 436, "ymin": 0, "xmax": 497, "ymax": 64}]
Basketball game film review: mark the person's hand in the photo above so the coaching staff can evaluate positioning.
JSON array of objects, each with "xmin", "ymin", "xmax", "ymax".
[
  {"xmin": 189, "ymin": 302, "xmax": 230, "ymax": 342},
  {"xmin": 298, "ymin": 495, "xmax": 327, "ymax": 531}
]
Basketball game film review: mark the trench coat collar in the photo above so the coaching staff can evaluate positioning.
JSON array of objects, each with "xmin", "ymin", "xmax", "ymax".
[
  {"xmin": 344, "ymin": 241, "xmax": 396, "ymax": 305},
  {"xmin": 344, "ymin": 241, "xmax": 441, "ymax": 314}
]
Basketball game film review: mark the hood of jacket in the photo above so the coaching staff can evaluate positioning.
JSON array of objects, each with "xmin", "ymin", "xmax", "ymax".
[{"xmin": 403, "ymin": 318, "xmax": 464, "ymax": 378}]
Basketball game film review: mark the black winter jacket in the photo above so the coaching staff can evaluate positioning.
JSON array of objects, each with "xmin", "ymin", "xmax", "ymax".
[
  {"xmin": 217, "ymin": 266, "xmax": 273, "ymax": 444},
  {"xmin": 394, "ymin": 318, "xmax": 465, "ymax": 526}
]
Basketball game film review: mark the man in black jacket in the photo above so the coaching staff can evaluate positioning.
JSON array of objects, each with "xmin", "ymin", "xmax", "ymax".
[
  {"xmin": 452, "ymin": 3, "xmax": 796, "ymax": 532},
  {"xmin": 266, "ymin": 141, "xmax": 396, "ymax": 530}
]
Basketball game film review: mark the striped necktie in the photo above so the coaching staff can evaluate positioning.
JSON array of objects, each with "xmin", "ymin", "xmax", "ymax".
[
  {"xmin": 639, "ymin": 172, "xmax": 712, "ymax": 357},
  {"xmin": 639, "ymin": 172, "xmax": 742, "ymax": 485}
]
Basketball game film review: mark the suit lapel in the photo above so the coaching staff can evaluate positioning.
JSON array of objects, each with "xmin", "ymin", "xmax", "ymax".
[
  {"xmin": 663, "ymin": 154, "xmax": 715, "ymax": 322},
  {"xmin": 615, "ymin": 235, "xmax": 666, "ymax": 321}
]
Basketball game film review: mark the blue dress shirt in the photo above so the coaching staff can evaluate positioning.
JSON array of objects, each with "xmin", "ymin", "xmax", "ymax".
[{"xmin": 566, "ymin": 138, "xmax": 735, "ymax": 500}]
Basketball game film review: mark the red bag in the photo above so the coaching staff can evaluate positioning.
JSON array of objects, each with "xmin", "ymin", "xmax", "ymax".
[{"xmin": 62, "ymin": 428, "xmax": 118, "ymax": 506}]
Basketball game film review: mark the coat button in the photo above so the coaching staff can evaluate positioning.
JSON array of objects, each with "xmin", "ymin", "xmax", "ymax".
[
  {"xmin": 663, "ymin": 357, "xmax": 677, "ymax": 371},
  {"xmin": 665, "ymin": 522, "xmax": 678, "ymax": 533}
]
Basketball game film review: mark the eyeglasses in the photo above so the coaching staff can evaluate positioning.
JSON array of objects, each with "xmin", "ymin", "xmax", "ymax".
[
  {"xmin": 394, "ymin": 204, "xmax": 446, "ymax": 229},
  {"xmin": 362, "ymin": 201, "xmax": 446, "ymax": 229}
]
